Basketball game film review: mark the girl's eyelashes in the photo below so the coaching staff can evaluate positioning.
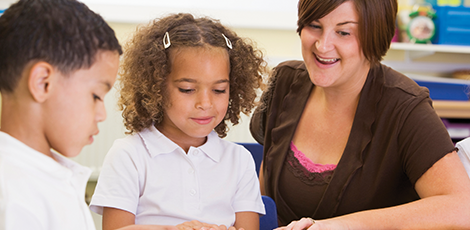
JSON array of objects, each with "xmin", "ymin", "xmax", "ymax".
[
  {"xmin": 214, "ymin": 89, "xmax": 227, "ymax": 94},
  {"xmin": 93, "ymin": 94, "xmax": 102, "ymax": 101},
  {"xmin": 178, "ymin": 88, "xmax": 194, "ymax": 93},
  {"xmin": 177, "ymin": 88, "xmax": 227, "ymax": 94}
]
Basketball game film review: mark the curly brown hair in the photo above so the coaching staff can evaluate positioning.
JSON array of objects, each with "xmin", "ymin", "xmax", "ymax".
[{"xmin": 118, "ymin": 13, "xmax": 267, "ymax": 137}]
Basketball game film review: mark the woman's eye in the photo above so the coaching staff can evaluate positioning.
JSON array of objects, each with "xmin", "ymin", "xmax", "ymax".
[
  {"xmin": 309, "ymin": 24, "xmax": 321, "ymax": 29},
  {"xmin": 338, "ymin": 31, "xmax": 350, "ymax": 36},
  {"xmin": 178, "ymin": 88, "xmax": 194, "ymax": 93}
]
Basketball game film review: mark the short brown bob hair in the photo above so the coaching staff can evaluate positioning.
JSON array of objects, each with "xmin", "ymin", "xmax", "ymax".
[
  {"xmin": 119, "ymin": 13, "xmax": 267, "ymax": 137},
  {"xmin": 296, "ymin": 0, "xmax": 397, "ymax": 66}
]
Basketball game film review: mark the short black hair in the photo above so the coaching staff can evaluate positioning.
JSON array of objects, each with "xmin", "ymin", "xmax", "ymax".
[{"xmin": 0, "ymin": 0, "xmax": 122, "ymax": 93}]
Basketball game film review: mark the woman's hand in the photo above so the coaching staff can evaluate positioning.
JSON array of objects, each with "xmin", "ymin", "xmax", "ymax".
[{"xmin": 275, "ymin": 217, "xmax": 316, "ymax": 230}]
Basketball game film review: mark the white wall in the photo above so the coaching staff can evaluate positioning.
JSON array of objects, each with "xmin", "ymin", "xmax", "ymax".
[{"xmin": 79, "ymin": 0, "xmax": 299, "ymax": 30}]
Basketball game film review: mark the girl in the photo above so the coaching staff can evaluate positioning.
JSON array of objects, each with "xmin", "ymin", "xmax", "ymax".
[{"xmin": 90, "ymin": 13, "xmax": 267, "ymax": 230}]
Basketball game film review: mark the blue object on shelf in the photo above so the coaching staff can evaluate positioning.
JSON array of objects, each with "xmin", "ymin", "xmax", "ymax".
[
  {"xmin": 408, "ymin": 74, "xmax": 470, "ymax": 101},
  {"xmin": 414, "ymin": 80, "xmax": 470, "ymax": 100},
  {"xmin": 427, "ymin": 1, "xmax": 470, "ymax": 45}
]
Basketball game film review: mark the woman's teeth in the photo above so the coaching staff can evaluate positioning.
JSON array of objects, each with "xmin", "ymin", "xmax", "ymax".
[{"xmin": 316, "ymin": 55, "xmax": 338, "ymax": 63}]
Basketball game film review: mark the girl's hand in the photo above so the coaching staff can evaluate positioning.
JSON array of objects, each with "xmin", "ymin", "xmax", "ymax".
[
  {"xmin": 116, "ymin": 225, "xmax": 179, "ymax": 230},
  {"xmin": 176, "ymin": 220, "xmax": 228, "ymax": 230},
  {"xmin": 275, "ymin": 217, "xmax": 316, "ymax": 230},
  {"xmin": 227, "ymin": 227, "xmax": 244, "ymax": 230}
]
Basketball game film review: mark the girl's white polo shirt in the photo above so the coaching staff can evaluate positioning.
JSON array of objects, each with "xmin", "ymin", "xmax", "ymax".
[{"xmin": 90, "ymin": 126, "xmax": 265, "ymax": 227}]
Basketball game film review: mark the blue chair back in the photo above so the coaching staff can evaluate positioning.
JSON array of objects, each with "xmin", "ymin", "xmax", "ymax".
[
  {"xmin": 238, "ymin": 142, "xmax": 263, "ymax": 176},
  {"xmin": 260, "ymin": 195, "xmax": 278, "ymax": 230},
  {"xmin": 237, "ymin": 143, "xmax": 278, "ymax": 229}
]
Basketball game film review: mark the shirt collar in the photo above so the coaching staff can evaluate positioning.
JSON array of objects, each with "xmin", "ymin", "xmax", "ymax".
[
  {"xmin": 0, "ymin": 131, "xmax": 92, "ymax": 186},
  {"xmin": 138, "ymin": 126, "xmax": 222, "ymax": 162},
  {"xmin": 199, "ymin": 131, "xmax": 222, "ymax": 162}
]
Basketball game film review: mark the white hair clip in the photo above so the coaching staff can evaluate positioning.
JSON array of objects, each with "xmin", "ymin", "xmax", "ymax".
[
  {"xmin": 222, "ymin": 34, "xmax": 232, "ymax": 49},
  {"xmin": 163, "ymin": 32, "xmax": 171, "ymax": 49}
]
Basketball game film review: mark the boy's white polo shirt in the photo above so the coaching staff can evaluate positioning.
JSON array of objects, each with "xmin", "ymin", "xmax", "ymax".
[
  {"xmin": 0, "ymin": 131, "xmax": 95, "ymax": 230},
  {"xmin": 90, "ymin": 126, "xmax": 265, "ymax": 227}
]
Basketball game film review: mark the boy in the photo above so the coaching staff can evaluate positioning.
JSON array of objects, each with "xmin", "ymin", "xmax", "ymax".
[
  {"xmin": 0, "ymin": 1, "xmax": 180, "ymax": 229},
  {"xmin": 0, "ymin": 0, "xmax": 121, "ymax": 229}
]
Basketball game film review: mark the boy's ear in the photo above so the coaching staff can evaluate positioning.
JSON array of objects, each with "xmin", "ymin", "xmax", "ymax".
[{"xmin": 28, "ymin": 62, "xmax": 55, "ymax": 103}]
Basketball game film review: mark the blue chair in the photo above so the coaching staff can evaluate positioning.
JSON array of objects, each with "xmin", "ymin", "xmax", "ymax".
[
  {"xmin": 238, "ymin": 142, "xmax": 263, "ymax": 176},
  {"xmin": 260, "ymin": 195, "xmax": 278, "ymax": 230},
  {"xmin": 237, "ymin": 143, "xmax": 278, "ymax": 229}
]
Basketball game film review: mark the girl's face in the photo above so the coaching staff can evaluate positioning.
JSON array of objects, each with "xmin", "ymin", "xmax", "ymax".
[
  {"xmin": 300, "ymin": 1, "xmax": 370, "ymax": 90},
  {"xmin": 159, "ymin": 46, "xmax": 230, "ymax": 147}
]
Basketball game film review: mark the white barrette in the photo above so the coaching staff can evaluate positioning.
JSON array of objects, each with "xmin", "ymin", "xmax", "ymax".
[
  {"xmin": 163, "ymin": 32, "xmax": 171, "ymax": 49},
  {"xmin": 222, "ymin": 34, "xmax": 232, "ymax": 49}
]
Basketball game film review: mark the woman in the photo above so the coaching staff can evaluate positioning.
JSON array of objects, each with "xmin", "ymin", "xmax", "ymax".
[{"xmin": 250, "ymin": 0, "xmax": 470, "ymax": 229}]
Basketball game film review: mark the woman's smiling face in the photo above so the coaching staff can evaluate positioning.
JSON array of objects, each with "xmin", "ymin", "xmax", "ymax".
[{"xmin": 300, "ymin": 1, "xmax": 370, "ymax": 90}]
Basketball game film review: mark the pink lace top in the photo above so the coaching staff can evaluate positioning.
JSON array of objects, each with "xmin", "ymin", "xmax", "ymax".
[
  {"xmin": 278, "ymin": 142, "xmax": 338, "ymax": 219},
  {"xmin": 290, "ymin": 142, "xmax": 337, "ymax": 173}
]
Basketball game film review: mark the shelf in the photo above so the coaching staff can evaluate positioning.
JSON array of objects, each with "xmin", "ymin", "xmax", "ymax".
[
  {"xmin": 386, "ymin": 43, "xmax": 470, "ymax": 70},
  {"xmin": 390, "ymin": 43, "xmax": 470, "ymax": 54},
  {"xmin": 390, "ymin": 44, "xmax": 470, "ymax": 118},
  {"xmin": 433, "ymin": 100, "xmax": 470, "ymax": 119}
]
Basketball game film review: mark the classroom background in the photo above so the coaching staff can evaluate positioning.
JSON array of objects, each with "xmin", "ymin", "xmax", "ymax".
[{"xmin": 1, "ymin": 0, "xmax": 470, "ymax": 229}]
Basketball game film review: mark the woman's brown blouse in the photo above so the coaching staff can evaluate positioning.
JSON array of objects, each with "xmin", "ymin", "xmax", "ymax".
[{"xmin": 250, "ymin": 61, "xmax": 456, "ymax": 225}]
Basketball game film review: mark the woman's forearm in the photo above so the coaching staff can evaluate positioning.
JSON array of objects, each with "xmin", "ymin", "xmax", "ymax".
[
  {"xmin": 316, "ymin": 153, "xmax": 470, "ymax": 229},
  {"xmin": 315, "ymin": 193, "xmax": 470, "ymax": 229}
]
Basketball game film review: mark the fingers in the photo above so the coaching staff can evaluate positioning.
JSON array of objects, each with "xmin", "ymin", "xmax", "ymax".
[
  {"xmin": 217, "ymin": 225, "xmax": 228, "ymax": 230},
  {"xmin": 176, "ymin": 220, "xmax": 226, "ymax": 230},
  {"xmin": 294, "ymin": 217, "xmax": 315, "ymax": 230},
  {"xmin": 117, "ymin": 225, "xmax": 180, "ymax": 230},
  {"xmin": 226, "ymin": 226, "xmax": 242, "ymax": 230},
  {"xmin": 175, "ymin": 220, "xmax": 259, "ymax": 230},
  {"xmin": 161, "ymin": 226, "xmax": 180, "ymax": 230},
  {"xmin": 176, "ymin": 224, "xmax": 192, "ymax": 230},
  {"xmin": 304, "ymin": 217, "xmax": 317, "ymax": 230},
  {"xmin": 275, "ymin": 217, "xmax": 316, "ymax": 230},
  {"xmin": 274, "ymin": 220, "xmax": 297, "ymax": 230},
  {"xmin": 203, "ymin": 223, "xmax": 224, "ymax": 230},
  {"xmin": 176, "ymin": 220, "xmax": 204, "ymax": 230}
]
